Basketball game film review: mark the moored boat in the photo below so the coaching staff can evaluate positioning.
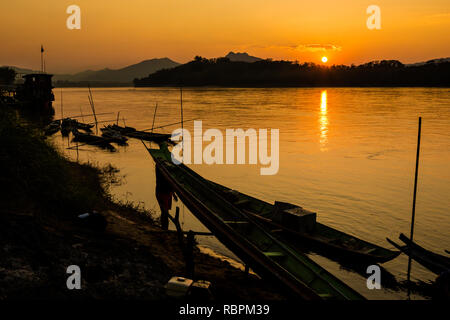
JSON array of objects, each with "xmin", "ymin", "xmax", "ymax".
[
  {"xmin": 44, "ymin": 120, "xmax": 60, "ymax": 136},
  {"xmin": 71, "ymin": 128, "xmax": 116, "ymax": 151},
  {"xmin": 100, "ymin": 127, "xmax": 128, "ymax": 145},
  {"xmin": 179, "ymin": 169, "xmax": 399, "ymax": 264},
  {"xmin": 145, "ymin": 143, "xmax": 365, "ymax": 300},
  {"xmin": 76, "ymin": 121, "xmax": 94, "ymax": 132},
  {"xmin": 105, "ymin": 124, "xmax": 171, "ymax": 142},
  {"xmin": 61, "ymin": 118, "xmax": 94, "ymax": 135}
]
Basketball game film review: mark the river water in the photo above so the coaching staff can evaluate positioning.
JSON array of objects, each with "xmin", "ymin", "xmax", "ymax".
[{"xmin": 52, "ymin": 87, "xmax": 449, "ymax": 300}]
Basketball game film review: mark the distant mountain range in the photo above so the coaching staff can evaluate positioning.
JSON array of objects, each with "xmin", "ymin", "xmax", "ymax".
[
  {"xmin": 224, "ymin": 51, "xmax": 262, "ymax": 63},
  {"xmin": 4, "ymin": 54, "xmax": 450, "ymax": 86},
  {"xmin": 57, "ymin": 58, "xmax": 180, "ymax": 82},
  {"xmin": 4, "ymin": 58, "xmax": 180, "ymax": 84},
  {"xmin": 3, "ymin": 53, "xmax": 262, "ymax": 83}
]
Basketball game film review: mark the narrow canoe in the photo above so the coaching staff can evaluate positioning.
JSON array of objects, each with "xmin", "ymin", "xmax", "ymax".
[
  {"xmin": 44, "ymin": 121, "xmax": 60, "ymax": 136},
  {"xmin": 72, "ymin": 129, "xmax": 116, "ymax": 151},
  {"xmin": 61, "ymin": 118, "xmax": 93, "ymax": 134},
  {"xmin": 106, "ymin": 124, "xmax": 171, "ymax": 142},
  {"xmin": 101, "ymin": 129, "xmax": 128, "ymax": 145},
  {"xmin": 146, "ymin": 144, "xmax": 365, "ymax": 300}
]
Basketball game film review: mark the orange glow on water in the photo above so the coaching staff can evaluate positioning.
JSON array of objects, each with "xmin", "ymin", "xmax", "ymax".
[{"xmin": 319, "ymin": 90, "xmax": 328, "ymax": 151}]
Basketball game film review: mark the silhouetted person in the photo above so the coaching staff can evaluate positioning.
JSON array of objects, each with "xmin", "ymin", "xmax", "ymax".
[{"xmin": 155, "ymin": 166, "xmax": 173, "ymax": 230}]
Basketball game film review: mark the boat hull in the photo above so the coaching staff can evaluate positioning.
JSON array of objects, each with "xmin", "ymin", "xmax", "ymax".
[
  {"xmin": 147, "ymin": 145, "xmax": 365, "ymax": 300},
  {"xmin": 178, "ymin": 168, "xmax": 399, "ymax": 264}
]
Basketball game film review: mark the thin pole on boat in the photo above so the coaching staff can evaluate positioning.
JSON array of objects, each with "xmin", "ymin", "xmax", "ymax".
[
  {"xmin": 407, "ymin": 117, "xmax": 422, "ymax": 296},
  {"xmin": 88, "ymin": 85, "xmax": 98, "ymax": 134},
  {"xmin": 116, "ymin": 111, "xmax": 120, "ymax": 125},
  {"xmin": 54, "ymin": 112, "xmax": 113, "ymax": 121},
  {"xmin": 88, "ymin": 94, "xmax": 94, "ymax": 128},
  {"xmin": 40, "ymin": 45, "xmax": 44, "ymax": 73},
  {"xmin": 180, "ymin": 87, "xmax": 186, "ymax": 226},
  {"xmin": 180, "ymin": 87, "xmax": 184, "ymax": 161},
  {"xmin": 151, "ymin": 103, "xmax": 158, "ymax": 132},
  {"xmin": 141, "ymin": 118, "xmax": 196, "ymax": 132}
]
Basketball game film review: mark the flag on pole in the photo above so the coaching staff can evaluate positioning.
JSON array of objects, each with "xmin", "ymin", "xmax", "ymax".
[{"xmin": 40, "ymin": 45, "xmax": 44, "ymax": 73}]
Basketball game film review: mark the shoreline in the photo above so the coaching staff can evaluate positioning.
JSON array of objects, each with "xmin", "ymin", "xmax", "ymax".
[
  {"xmin": 0, "ymin": 105, "xmax": 285, "ymax": 300},
  {"xmin": 51, "ymin": 84, "xmax": 450, "ymax": 88}
]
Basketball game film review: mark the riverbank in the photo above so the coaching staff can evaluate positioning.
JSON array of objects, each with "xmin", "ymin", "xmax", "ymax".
[{"xmin": 0, "ymin": 105, "xmax": 285, "ymax": 300}]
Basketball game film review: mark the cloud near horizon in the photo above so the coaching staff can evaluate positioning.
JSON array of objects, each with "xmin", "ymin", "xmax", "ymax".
[
  {"xmin": 247, "ymin": 43, "xmax": 342, "ymax": 53},
  {"xmin": 295, "ymin": 44, "xmax": 342, "ymax": 52}
]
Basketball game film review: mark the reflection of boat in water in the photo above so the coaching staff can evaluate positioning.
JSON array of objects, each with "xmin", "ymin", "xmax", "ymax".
[
  {"xmin": 387, "ymin": 233, "xmax": 450, "ymax": 275},
  {"xmin": 145, "ymin": 143, "xmax": 365, "ymax": 300}
]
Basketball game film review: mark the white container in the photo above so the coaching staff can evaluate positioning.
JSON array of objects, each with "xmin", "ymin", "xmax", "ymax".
[{"xmin": 164, "ymin": 276, "xmax": 193, "ymax": 298}]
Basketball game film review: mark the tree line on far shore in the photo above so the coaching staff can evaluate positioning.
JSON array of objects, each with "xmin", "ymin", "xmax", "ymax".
[{"xmin": 134, "ymin": 56, "xmax": 450, "ymax": 87}]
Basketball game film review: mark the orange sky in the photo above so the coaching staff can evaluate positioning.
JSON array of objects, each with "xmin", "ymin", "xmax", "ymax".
[{"xmin": 1, "ymin": 0, "xmax": 449, "ymax": 73}]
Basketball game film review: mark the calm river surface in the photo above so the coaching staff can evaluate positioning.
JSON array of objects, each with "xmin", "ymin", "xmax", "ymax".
[{"xmin": 52, "ymin": 87, "xmax": 449, "ymax": 300}]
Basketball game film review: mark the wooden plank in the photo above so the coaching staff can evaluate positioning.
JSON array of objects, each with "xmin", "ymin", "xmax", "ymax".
[
  {"xmin": 264, "ymin": 252, "xmax": 285, "ymax": 258},
  {"xmin": 223, "ymin": 221, "xmax": 248, "ymax": 224}
]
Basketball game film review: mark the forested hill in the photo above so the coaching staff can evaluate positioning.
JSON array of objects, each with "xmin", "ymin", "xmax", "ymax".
[{"xmin": 134, "ymin": 56, "xmax": 450, "ymax": 87}]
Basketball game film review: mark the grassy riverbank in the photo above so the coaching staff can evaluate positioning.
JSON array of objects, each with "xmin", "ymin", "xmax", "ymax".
[{"xmin": 0, "ymin": 105, "xmax": 284, "ymax": 300}]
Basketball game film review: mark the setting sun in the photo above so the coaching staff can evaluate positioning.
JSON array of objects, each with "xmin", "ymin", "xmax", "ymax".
[{"xmin": 322, "ymin": 56, "xmax": 328, "ymax": 63}]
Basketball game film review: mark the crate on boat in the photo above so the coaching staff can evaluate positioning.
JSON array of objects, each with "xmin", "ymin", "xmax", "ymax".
[{"xmin": 272, "ymin": 201, "xmax": 316, "ymax": 233}]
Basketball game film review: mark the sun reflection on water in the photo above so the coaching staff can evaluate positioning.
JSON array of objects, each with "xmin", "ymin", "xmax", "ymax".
[{"xmin": 319, "ymin": 90, "xmax": 328, "ymax": 151}]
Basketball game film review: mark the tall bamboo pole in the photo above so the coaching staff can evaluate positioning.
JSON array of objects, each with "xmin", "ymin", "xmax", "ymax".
[
  {"xmin": 407, "ymin": 117, "xmax": 422, "ymax": 296},
  {"xmin": 151, "ymin": 103, "xmax": 158, "ymax": 132},
  {"xmin": 88, "ymin": 85, "xmax": 98, "ymax": 134},
  {"xmin": 180, "ymin": 87, "xmax": 184, "ymax": 161}
]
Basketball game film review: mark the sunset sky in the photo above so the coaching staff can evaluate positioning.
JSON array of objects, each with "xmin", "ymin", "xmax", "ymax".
[{"xmin": 1, "ymin": 0, "xmax": 449, "ymax": 73}]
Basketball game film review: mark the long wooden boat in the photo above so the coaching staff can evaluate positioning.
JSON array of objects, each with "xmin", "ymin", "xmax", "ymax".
[
  {"xmin": 105, "ymin": 124, "xmax": 171, "ymax": 142},
  {"xmin": 146, "ymin": 144, "xmax": 365, "ymax": 300},
  {"xmin": 71, "ymin": 129, "xmax": 116, "ymax": 152},
  {"xmin": 100, "ymin": 128, "xmax": 128, "ymax": 145},
  {"xmin": 44, "ymin": 120, "xmax": 60, "ymax": 136},
  {"xmin": 203, "ymin": 180, "xmax": 400, "ymax": 264},
  {"xmin": 61, "ymin": 118, "xmax": 94, "ymax": 135},
  {"xmin": 387, "ymin": 234, "xmax": 450, "ymax": 275}
]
